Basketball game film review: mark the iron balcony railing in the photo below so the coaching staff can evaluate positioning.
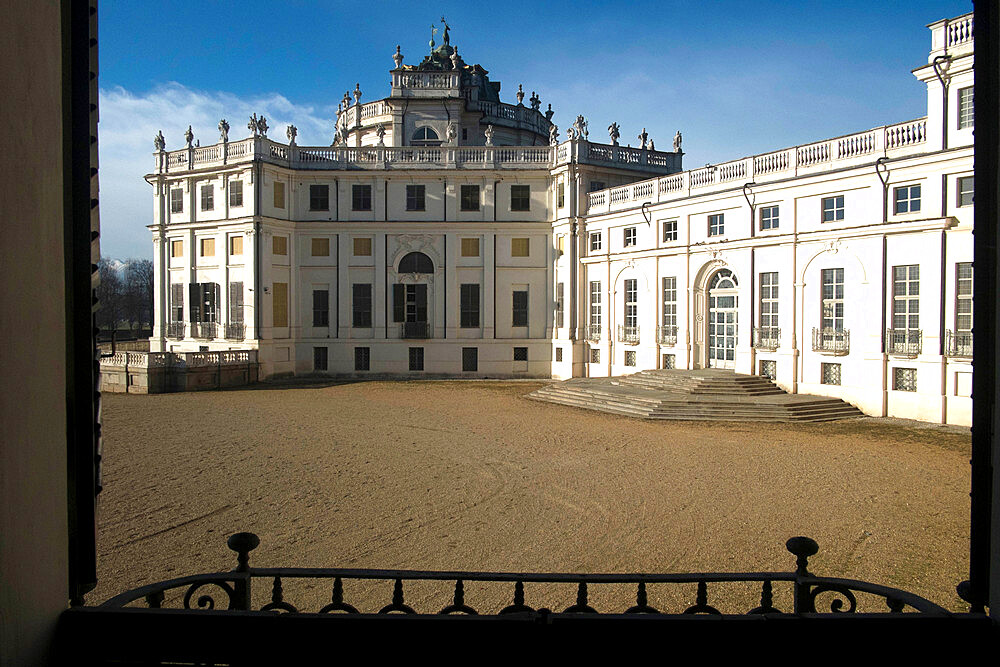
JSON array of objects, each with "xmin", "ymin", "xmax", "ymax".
[
  {"xmin": 191, "ymin": 321, "xmax": 217, "ymax": 340},
  {"xmin": 886, "ymin": 329, "xmax": 922, "ymax": 357},
  {"xmin": 101, "ymin": 532, "xmax": 951, "ymax": 617},
  {"xmin": 167, "ymin": 321, "xmax": 185, "ymax": 339},
  {"xmin": 812, "ymin": 327, "xmax": 849, "ymax": 355},
  {"xmin": 401, "ymin": 321, "xmax": 431, "ymax": 339},
  {"xmin": 617, "ymin": 325, "xmax": 640, "ymax": 345},
  {"xmin": 752, "ymin": 327, "xmax": 780, "ymax": 351},
  {"xmin": 656, "ymin": 325, "xmax": 678, "ymax": 346},
  {"xmin": 226, "ymin": 322, "xmax": 246, "ymax": 341},
  {"xmin": 946, "ymin": 330, "xmax": 973, "ymax": 358},
  {"xmin": 583, "ymin": 324, "xmax": 602, "ymax": 342}
]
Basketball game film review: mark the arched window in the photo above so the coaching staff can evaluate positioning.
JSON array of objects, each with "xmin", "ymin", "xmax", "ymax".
[
  {"xmin": 398, "ymin": 251, "xmax": 434, "ymax": 274},
  {"xmin": 709, "ymin": 269, "xmax": 738, "ymax": 290},
  {"xmin": 411, "ymin": 127, "xmax": 440, "ymax": 147}
]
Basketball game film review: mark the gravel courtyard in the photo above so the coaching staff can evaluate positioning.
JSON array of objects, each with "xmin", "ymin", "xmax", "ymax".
[{"xmin": 93, "ymin": 380, "xmax": 972, "ymax": 613}]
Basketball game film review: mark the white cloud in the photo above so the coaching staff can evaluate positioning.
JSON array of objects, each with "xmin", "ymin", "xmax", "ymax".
[{"xmin": 98, "ymin": 83, "xmax": 333, "ymax": 259}]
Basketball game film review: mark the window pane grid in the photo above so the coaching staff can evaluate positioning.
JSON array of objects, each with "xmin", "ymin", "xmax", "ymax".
[
  {"xmin": 759, "ymin": 206, "xmax": 779, "ymax": 230},
  {"xmin": 893, "ymin": 185, "xmax": 921, "ymax": 214},
  {"xmin": 959, "ymin": 87, "xmax": 974, "ymax": 129},
  {"xmin": 663, "ymin": 220, "xmax": 678, "ymax": 242},
  {"xmin": 709, "ymin": 214, "xmax": 724, "ymax": 236},
  {"xmin": 822, "ymin": 195, "xmax": 844, "ymax": 222}
]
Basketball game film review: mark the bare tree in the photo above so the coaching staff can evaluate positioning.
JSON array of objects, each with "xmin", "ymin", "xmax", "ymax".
[
  {"xmin": 96, "ymin": 257, "xmax": 124, "ymax": 334},
  {"xmin": 124, "ymin": 258, "xmax": 154, "ymax": 335}
]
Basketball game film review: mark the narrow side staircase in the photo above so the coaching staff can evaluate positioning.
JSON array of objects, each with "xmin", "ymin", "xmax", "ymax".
[{"xmin": 526, "ymin": 369, "xmax": 863, "ymax": 422}]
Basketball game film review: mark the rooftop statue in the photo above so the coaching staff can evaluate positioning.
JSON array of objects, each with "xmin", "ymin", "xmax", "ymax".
[
  {"xmin": 673, "ymin": 130, "xmax": 683, "ymax": 152},
  {"xmin": 353, "ymin": 83, "xmax": 362, "ymax": 106},
  {"xmin": 516, "ymin": 84, "xmax": 525, "ymax": 105},
  {"xmin": 393, "ymin": 45, "xmax": 404, "ymax": 69},
  {"xmin": 184, "ymin": 125, "xmax": 194, "ymax": 147},
  {"xmin": 529, "ymin": 91, "xmax": 540, "ymax": 111},
  {"xmin": 153, "ymin": 130, "xmax": 165, "ymax": 151},
  {"xmin": 484, "ymin": 124, "xmax": 494, "ymax": 146},
  {"xmin": 248, "ymin": 114, "xmax": 258, "ymax": 137},
  {"xmin": 441, "ymin": 16, "xmax": 450, "ymax": 46},
  {"xmin": 638, "ymin": 127, "xmax": 648, "ymax": 150},
  {"xmin": 549, "ymin": 124, "xmax": 559, "ymax": 146},
  {"xmin": 286, "ymin": 124, "xmax": 297, "ymax": 145},
  {"xmin": 218, "ymin": 118, "xmax": 230, "ymax": 143},
  {"xmin": 446, "ymin": 122, "xmax": 457, "ymax": 145},
  {"xmin": 375, "ymin": 123, "xmax": 386, "ymax": 146},
  {"xmin": 608, "ymin": 121, "xmax": 621, "ymax": 146}
]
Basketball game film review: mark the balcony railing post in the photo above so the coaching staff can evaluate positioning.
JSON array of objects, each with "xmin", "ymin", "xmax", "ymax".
[
  {"xmin": 227, "ymin": 532, "xmax": 260, "ymax": 611},
  {"xmin": 786, "ymin": 536, "xmax": 819, "ymax": 614}
]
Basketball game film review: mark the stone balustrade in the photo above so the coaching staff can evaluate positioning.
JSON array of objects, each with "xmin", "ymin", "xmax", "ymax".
[
  {"xmin": 154, "ymin": 136, "xmax": 681, "ymax": 174},
  {"xmin": 585, "ymin": 118, "xmax": 930, "ymax": 214},
  {"xmin": 100, "ymin": 350, "xmax": 259, "ymax": 393}
]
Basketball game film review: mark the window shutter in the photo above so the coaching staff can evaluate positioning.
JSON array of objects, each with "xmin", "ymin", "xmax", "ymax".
[
  {"xmin": 189, "ymin": 283, "xmax": 200, "ymax": 322},
  {"xmin": 416, "ymin": 284, "xmax": 428, "ymax": 322},
  {"xmin": 230, "ymin": 282, "xmax": 243, "ymax": 323},
  {"xmin": 393, "ymin": 284, "xmax": 405, "ymax": 322}
]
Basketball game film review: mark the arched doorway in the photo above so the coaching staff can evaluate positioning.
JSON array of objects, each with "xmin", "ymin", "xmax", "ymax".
[
  {"xmin": 395, "ymin": 252, "xmax": 434, "ymax": 338},
  {"xmin": 707, "ymin": 269, "xmax": 738, "ymax": 369}
]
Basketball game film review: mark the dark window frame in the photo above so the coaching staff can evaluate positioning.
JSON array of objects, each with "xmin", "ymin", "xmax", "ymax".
[
  {"xmin": 352, "ymin": 184, "xmax": 373, "ymax": 211},
  {"xmin": 309, "ymin": 184, "xmax": 330, "ymax": 211},
  {"xmin": 352, "ymin": 283, "xmax": 372, "ymax": 328},
  {"xmin": 510, "ymin": 185, "xmax": 531, "ymax": 212},
  {"xmin": 406, "ymin": 184, "xmax": 426, "ymax": 211}
]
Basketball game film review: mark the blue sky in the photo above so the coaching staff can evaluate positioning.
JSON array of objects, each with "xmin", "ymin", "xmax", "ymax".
[{"xmin": 99, "ymin": 0, "xmax": 972, "ymax": 259}]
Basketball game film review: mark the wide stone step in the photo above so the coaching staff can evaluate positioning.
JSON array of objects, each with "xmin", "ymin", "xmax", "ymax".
[{"xmin": 527, "ymin": 369, "xmax": 863, "ymax": 423}]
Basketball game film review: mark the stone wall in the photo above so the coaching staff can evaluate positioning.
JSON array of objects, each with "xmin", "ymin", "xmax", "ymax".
[{"xmin": 100, "ymin": 351, "xmax": 259, "ymax": 394}]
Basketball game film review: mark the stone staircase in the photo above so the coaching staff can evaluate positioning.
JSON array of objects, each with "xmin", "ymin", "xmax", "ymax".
[{"xmin": 526, "ymin": 369, "xmax": 863, "ymax": 422}]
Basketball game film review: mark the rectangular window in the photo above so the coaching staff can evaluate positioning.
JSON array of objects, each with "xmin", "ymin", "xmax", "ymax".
[
  {"xmin": 510, "ymin": 185, "xmax": 530, "ymax": 211},
  {"xmin": 624, "ymin": 227, "xmax": 636, "ymax": 247},
  {"xmin": 188, "ymin": 282, "xmax": 220, "ymax": 324},
  {"xmin": 170, "ymin": 188, "xmax": 183, "ymax": 213},
  {"xmin": 200, "ymin": 238, "xmax": 215, "ymax": 257},
  {"xmin": 229, "ymin": 180, "xmax": 243, "ymax": 208},
  {"xmin": 956, "ymin": 262, "xmax": 973, "ymax": 335},
  {"xmin": 590, "ymin": 348, "xmax": 601, "ymax": 364},
  {"xmin": 462, "ymin": 347, "xmax": 478, "ymax": 372},
  {"xmin": 624, "ymin": 278, "xmax": 638, "ymax": 331},
  {"xmin": 821, "ymin": 195, "xmax": 844, "ymax": 222},
  {"xmin": 555, "ymin": 347, "xmax": 563, "ymax": 362},
  {"xmin": 170, "ymin": 283, "xmax": 184, "ymax": 323},
  {"xmin": 662, "ymin": 353, "xmax": 676, "ymax": 370},
  {"xmin": 893, "ymin": 367, "xmax": 917, "ymax": 392},
  {"xmin": 759, "ymin": 272, "xmax": 779, "ymax": 340},
  {"xmin": 511, "ymin": 238, "xmax": 530, "ymax": 257},
  {"xmin": 892, "ymin": 265, "xmax": 920, "ymax": 333},
  {"xmin": 200, "ymin": 184, "xmax": 214, "ymax": 211},
  {"xmin": 513, "ymin": 347, "xmax": 528, "ymax": 361},
  {"xmin": 409, "ymin": 347, "xmax": 424, "ymax": 371},
  {"xmin": 821, "ymin": 268, "xmax": 845, "ymax": 332},
  {"xmin": 313, "ymin": 347, "xmax": 328, "ymax": 371},
  {"xmin": 893, "ymin": 185, "xmax": 921, "ymax": 214},
  {"xmin": 354, "ymin": 347, "xmax": 370, "ymax": 371},
  {"xmin": 759, "ymin": 359, "xmax": 776, "ymax": 380},
  {"xmin": 460, "ymin": 184, "xmax": 480, "ymax": 211},
  {"xmin": 590, "ymin": 281, "xmax": 601, "ymax": 327},
  {"xmin": 557, "ymin": 182, "xmax": 565, "ymax": 208},
  {"xmin": 759, "ymin": 206, "xmax": 779, "ymax": 230},
  {"xmin": 311, "ymin": 237, "xmax": 330, "ymax": 257},
  {"xmin": 461, "ymin": 237, "xmax": 480, "ymax": 257},
  {"xmin": 273, "ymin": 181, "xmax": 285, "ymax": 209},
  {"xmin": 171, "ymin": 240, "xmax": 183, "ymax": 258},
  {"xmin": 624, "ymin": 350, "xmax": 636, "ymax": 366},
  {"xmin": 555, "ymin": 282, "xmax": 564, "ymax": 328},
  {"xmin": 272, "ymin": 282, "xmax": 288, "ymax": 327},
  {"xmin": 708, "ymin": 213, "xmax": 724, "ymax": 236},
  {"xmin": 556, "ymin": 235, "xmax": 565, "ymax": 256},
  {"xmin": 406, "ymin": 184, "xmax": 426, "ymax": 211},
  {"xmin": 353, "ymin": 237, "xmax": 372, "ymax": 256},
  {"xmin": 662, "ymin": 220, "xmax": 678, "ymax": 242},
  {"xmin": 512, "ymin": 290, "xmax": 528, "ymax": 327},
  {"xmin": 313, "ymin": 289, "xmax": 329, "ymax": 327},
  {"xmin": 352, "ymin": 184, "xmax": 372, "ymax": 211},
  {"xmin": 590, "ymin": 232, "xmax": 602, "ymax": 251},
  {"xmin": 958, "ymin": 86, "xmax": 974, "ymax": 129},
  {"xmin": 352, "ymin": 284, "xmax": 372, "ymax": 328},
  {"xmin": 229, "ymin": 282, "xmax": 243, "ymax": 325},
  {"xmin": 589, "ymin": 181, "xmax": 605, "ymax": 192},
  {"xmin": 661, "ymin": 277, "xmax": 677, "ymax": 328},
  {"xmin": 272, "ymin": 236, "xmax": 287, "ymax": 256},
  {"xmin": 958, "ymin": 176, "xmax": 974, "ymax": 207},
  {"xmin": 460, "ymin": 284, "xmax": 480, "ymax": 328},
  {"xmin": 821, "ymin": 362, "xmax": 842, "ymax": 386},
  {"xmin": 310, "ymin": 184, "xmax": 330, "ymax": 211},
  {"xmin": 229, "ymin": 236, "xmax": 243, "ymax": 256},
  {"xmin": 392, "ymin": 284, "xmax": 428, "ymax": 325}
]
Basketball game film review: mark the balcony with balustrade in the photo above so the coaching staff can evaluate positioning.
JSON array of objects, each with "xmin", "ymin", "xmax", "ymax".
[
  {"xmin": 167, "ymin": 321, "xmax": 185, "ymax": 339},
  {"xmin": 225, "ymin": 322, "xmax": 246, "ymax": 341},
  {"xmin": 946, "ymin": 330, "xmax": 973, "ymax": 358},
  {"xmin": 812, "ymin": 328, "xmax": 849, "ymax": 355},
  {"xmin": 617, "ymin": 325, "xmax": 640, "ymax": 345},
  {"xmin": 886, "ymin": 329, "xmax": 922, "ymax": 358},
  {"xmin": 401, "ymin": 321, "xmax": 431, "ymax": 339},
  {"xmin": 190, "ymin": 321, "xmax": 217, "ymax": 340},
  {"xmin": 656, "ymin": 325, "xmax": 678, "ymax": 346},
  {"xmin": 583, "ymin": 324, "xmax": 602, "ymax": 342},
  {"xmin": 752, "ymin": 327, "xmax": 780, "ymax": 351}
]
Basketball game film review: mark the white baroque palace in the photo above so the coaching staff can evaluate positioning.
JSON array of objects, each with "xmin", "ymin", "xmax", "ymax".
[{"xmin": 148, "ymin": 14, "xmax": 975, "ymax": 425}]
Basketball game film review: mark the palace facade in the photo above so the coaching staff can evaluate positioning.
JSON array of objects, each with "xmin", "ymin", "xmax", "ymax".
[{"xmin": 147, "ymin": 13, "xmax": 974, "ymax": 425}]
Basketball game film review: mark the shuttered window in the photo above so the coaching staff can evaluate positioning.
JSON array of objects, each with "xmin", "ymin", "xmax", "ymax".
[
  {"xmin": 460, "ymin": 284, "xmax": 480, "ymax": 327},
  {"xmin": 272, "ymin": 282, "xmax": 288, "ymax": 327}
]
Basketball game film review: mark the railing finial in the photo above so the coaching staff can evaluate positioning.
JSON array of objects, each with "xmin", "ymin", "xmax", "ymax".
[
  {"xmin": 227, "ymin": 532, "xmax": 260, "ymax": 572},
  {"xmin": 786, "ymin": 536, "xmax": 819, "ymax": 575}
]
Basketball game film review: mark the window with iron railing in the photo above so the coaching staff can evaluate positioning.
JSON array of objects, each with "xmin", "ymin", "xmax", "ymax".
[
  {"xmin": 812, "ymin": 327, "xmax": 849, "ymax": 354},
  {"xmin": 617, "ymin": 324, "xmax": 639, "ymax": 344},
  {"xmin": 753, "ymin": 327, "xmax": 780, "ymax": 350}
]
